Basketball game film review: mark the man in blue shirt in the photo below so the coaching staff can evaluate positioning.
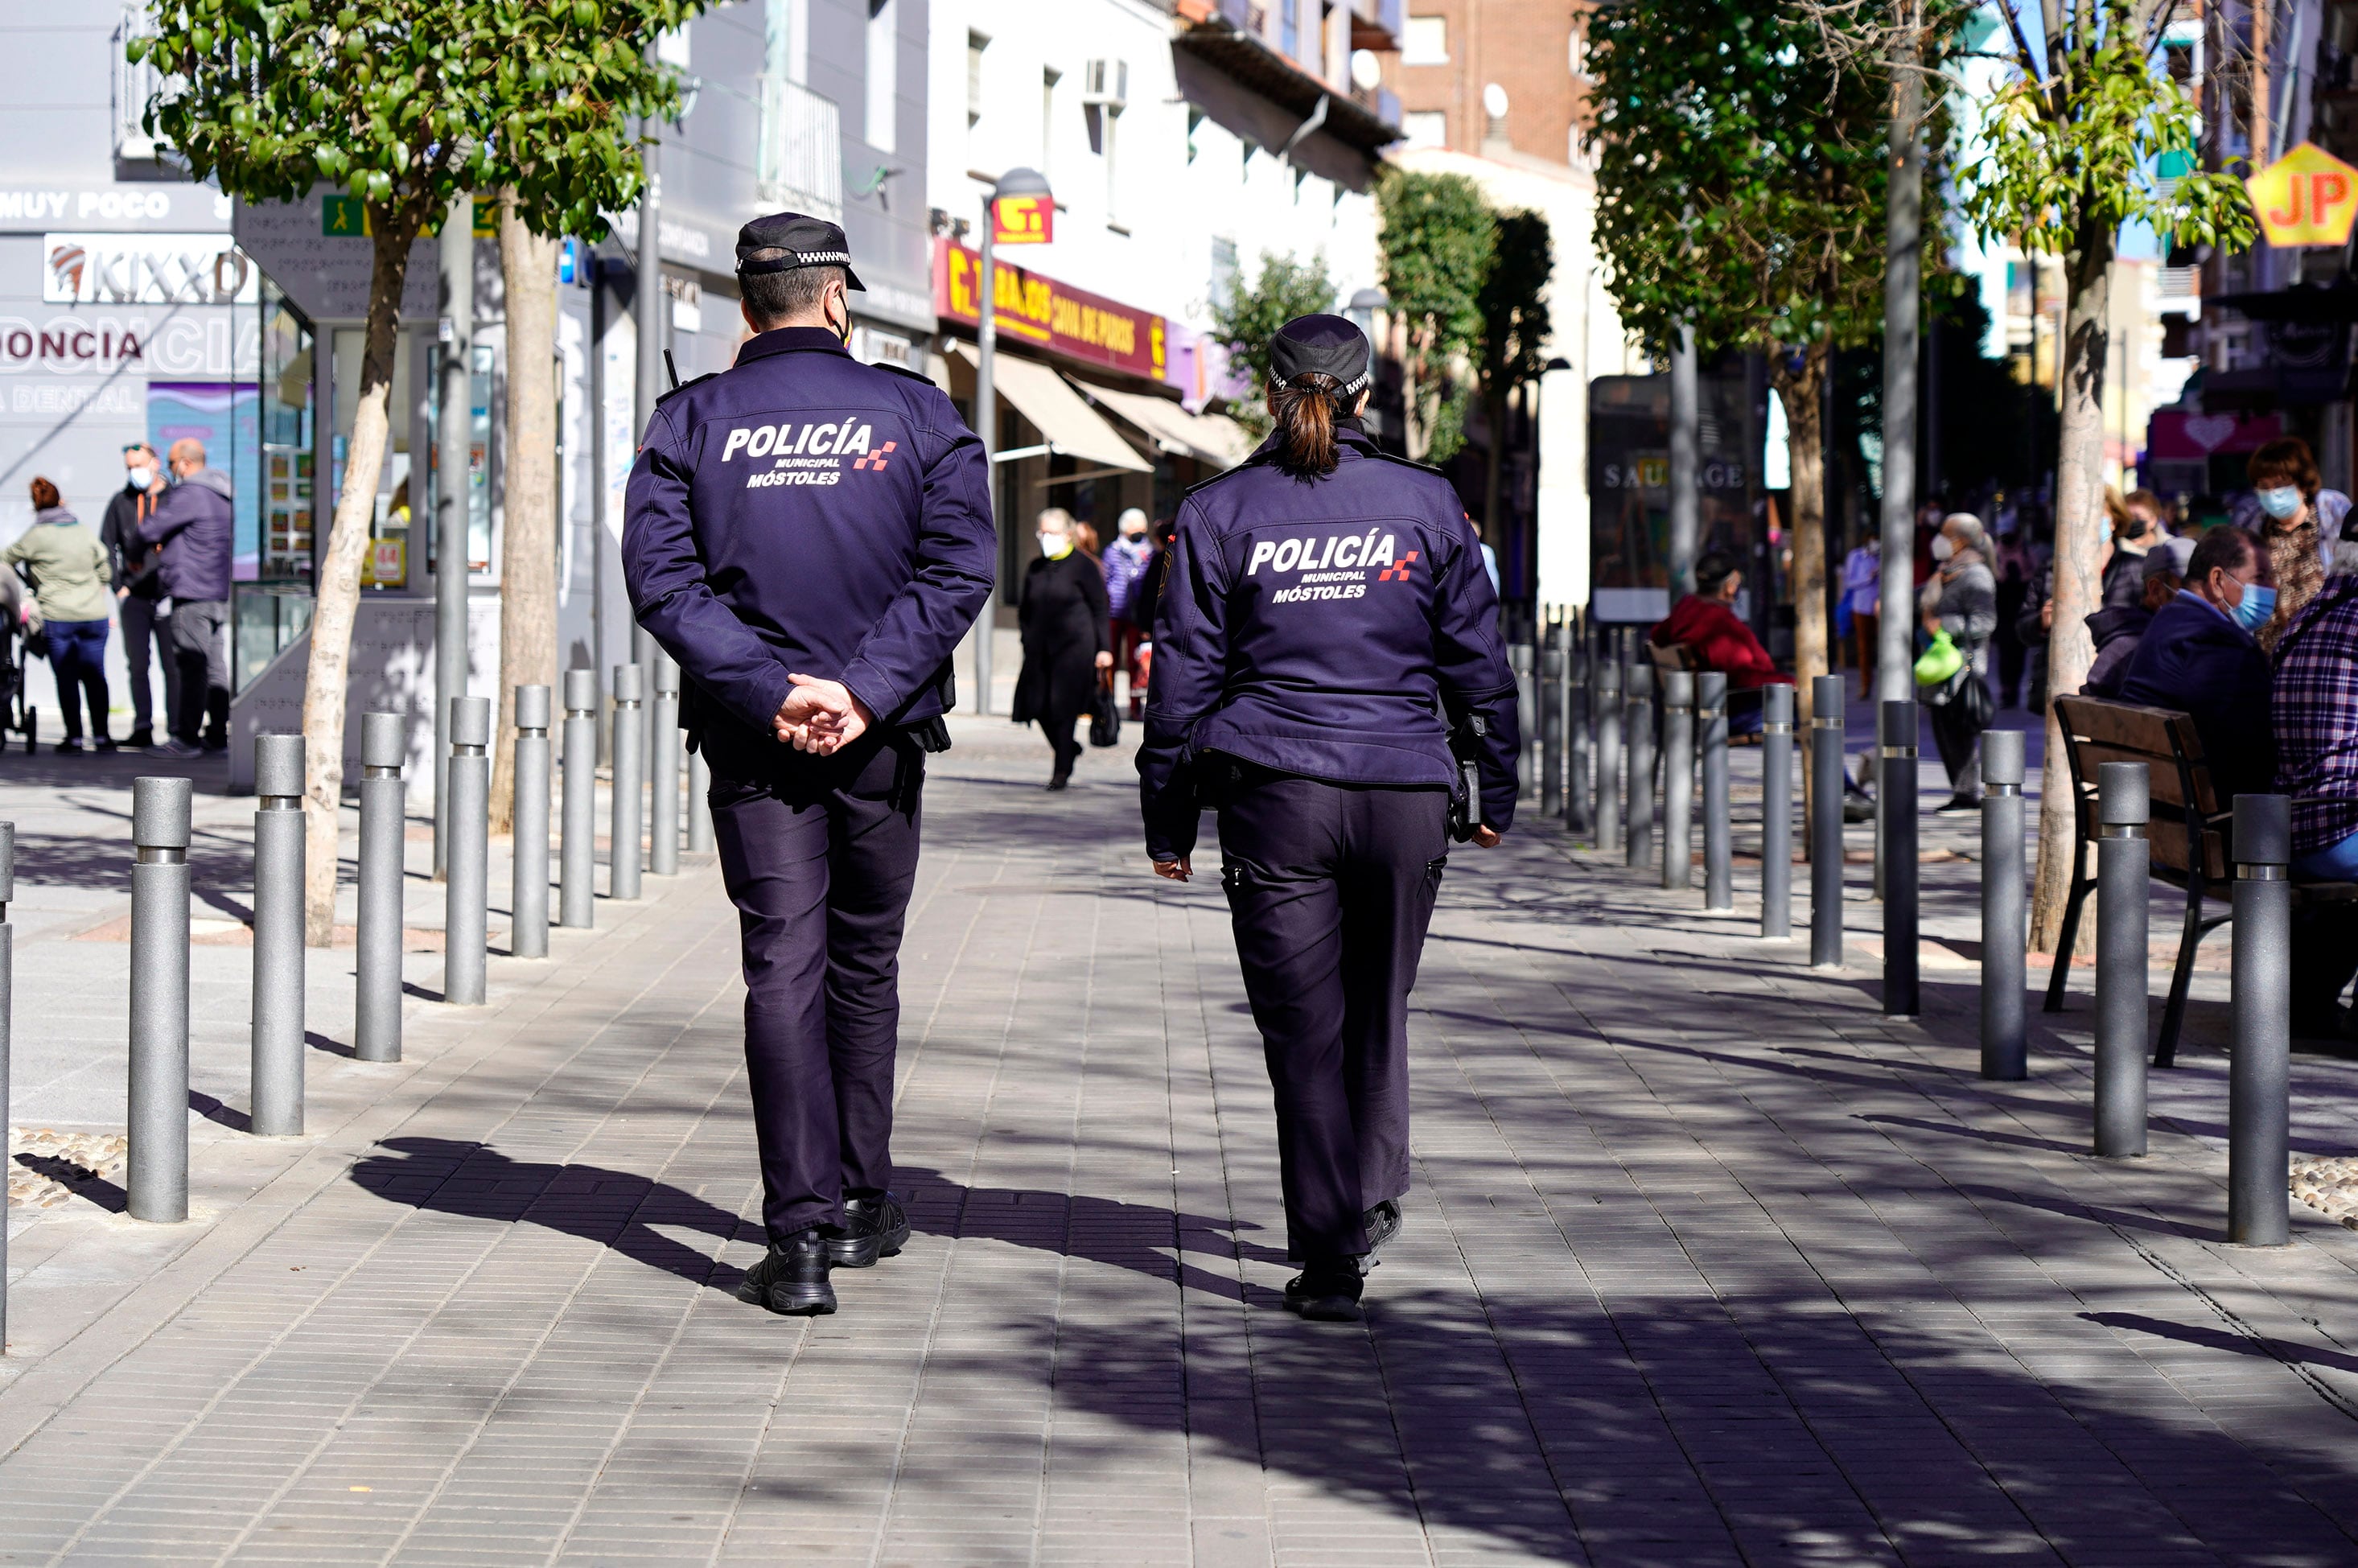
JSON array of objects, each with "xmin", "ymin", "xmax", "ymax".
[{"xmin": 625, "ymin": 214, "xmax": 994, "ymax": 1316}]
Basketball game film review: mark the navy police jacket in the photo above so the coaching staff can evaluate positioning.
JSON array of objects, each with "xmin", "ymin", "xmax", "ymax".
[
  {"xmin": 1138, "ymin": 423, "xmax": 1521, "ymax": 859},
  {"xmin": 623, "ymin": 327, "xmax": 994, "ymax": 746}
]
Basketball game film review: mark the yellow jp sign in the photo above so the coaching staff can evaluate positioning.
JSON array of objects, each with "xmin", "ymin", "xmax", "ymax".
[{"xmin": 2246, "ymin": 142, "xmax": 2358, "ymax": 248}]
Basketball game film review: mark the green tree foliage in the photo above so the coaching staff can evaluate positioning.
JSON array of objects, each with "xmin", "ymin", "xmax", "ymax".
[
  {"xmin": 1207, "ymin": 251, "xmax": 1337, "ymax": 438},
  {"xmin": 1585, "ymin": 0, "xmax": 1892, "ymax": 725},
  {"xmin": 1474, "ymin": 210, "xmax": 1552, "ymax": 539},
  {"xmin": 134, "ymin": 0, "xmax": 702, "ymax": 938},
  {"xmin": 1377, "ymin": 170, "xmax": 1494, "ymax": 463},
  {"xmin": 1955, "ymin": 0, "xmax": 2252, "ymax": 950}
]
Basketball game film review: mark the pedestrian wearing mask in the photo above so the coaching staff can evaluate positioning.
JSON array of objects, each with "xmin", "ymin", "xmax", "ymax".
[
  {"xmin": 2248, "ymin": 436, "xmax": 2331, "ymax": 654},
  {"xmin": 623, "ymin": 212, "xmax": 994, "ymax": 1318},
  {"xmin": 1920, "ymin": 512, "xmax": 1998, "ymax": 813},
  {"xmin": 2120, "ymin": 525, "xmax": 2277, "ymax": 804},
  {"xmin": 1103, "ymin": 508, "xmax": 1157, "ymax": 718},
  {"xmin": 99, "ymin": 442, "xmax": 175, "ymax": 748},
  {"xmin": 1139, "ymin": 314, "xmax": 1518, "ymax": 1322},
  {"xmin": 4, "ymin": 477, "xmax": 113, "ymax": 751},
  {"xmin": 138, "ymin": 437, "xmax": 236, "ymax": 756},
  {"xmin": 1013, "ymin": 506, "xmax": 1113, "ymax": 789}
]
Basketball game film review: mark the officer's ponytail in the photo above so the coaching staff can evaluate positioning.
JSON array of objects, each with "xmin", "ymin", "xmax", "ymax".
[{"xmin": 1269, "ymin": 372, "xmax": 1345, "ymax": 479}]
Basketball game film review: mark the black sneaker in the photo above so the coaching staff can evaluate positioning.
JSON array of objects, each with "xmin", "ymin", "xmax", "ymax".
[
  {"xmin": 1362, "ymin": 1199, "xmax": 1401, "ymax": 1258},
  {"xmin": 735, "ymin": 1231, "xmax": 836, "ymax": 1316},
  {"xmin": 1282, "ymin": 1259, "xmax": 1366, "ymax": 1322},
  {"xmin": 52, "ymin": 738, "xmax": 82, "ymax": 754},
  {"xmin": 93, "ymin": 736, "xmax": 118, "ymax": 752},
  {"xmin": 126, "ymin": 727, "xmax": 153, "ymax": 750},
  {"xmin": 828, "ymin": 1191, "xmax": 910, "ymax": 1268},
  {"xmin": 1934, "ymin": 794, "xmax": 1982, "ymax": 815}
]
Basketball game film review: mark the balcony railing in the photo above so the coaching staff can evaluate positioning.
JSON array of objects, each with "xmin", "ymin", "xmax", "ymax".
[
  {"xmin": 113, "ymin": 5, "xmax": 164, "ymax": 161},
  {"xmin": 758, "ymin": 77, "xmax": 843, "ymax": 223}
]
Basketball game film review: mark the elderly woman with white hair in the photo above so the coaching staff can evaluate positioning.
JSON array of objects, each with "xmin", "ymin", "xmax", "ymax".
[{"xmin": 1920, "ymin": 511, "xmax": 1998, "ymax": 813}]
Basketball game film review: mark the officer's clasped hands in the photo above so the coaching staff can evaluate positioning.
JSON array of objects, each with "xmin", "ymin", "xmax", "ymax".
[{"xmin": 772, "ymin": 673, "xmax": 873, "ymax": 754}]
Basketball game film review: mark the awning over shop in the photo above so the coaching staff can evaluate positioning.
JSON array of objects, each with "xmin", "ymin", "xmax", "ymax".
[
  {"xmin": 954, "ymin": 344, "xmax": 1150, "ymax": 474},
  {"xmin": 1075, "ymin": 380, "xmax": 1256, "ymax": 470}
]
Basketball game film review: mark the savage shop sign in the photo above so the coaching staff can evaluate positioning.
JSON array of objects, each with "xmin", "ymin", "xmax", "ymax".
[{"xmin": 932, "ymin": 237, "xmax": 1168, "ymax": 381}]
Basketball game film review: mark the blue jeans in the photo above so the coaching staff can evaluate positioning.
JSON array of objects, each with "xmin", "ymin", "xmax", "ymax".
[
  {"xmin": 46, "ymin": 616, "xmax": 109, "ymax": 740},
  {"xmin": 2294, "ymin": 827, "xmax": 2358, "ymax": 882}
]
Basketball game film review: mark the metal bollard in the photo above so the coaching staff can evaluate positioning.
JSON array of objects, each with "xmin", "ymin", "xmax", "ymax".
[
  {"xmin": 1566, "ymin": 619, "xmax": 1591, "ymax": 837},
  {"xmin": 650, "ymin": 651, "xmax": 681, "ymax": 877},
  {"xmin": 1760, "ymin": 685, "xmax": 1792, "ymax": 941},
  {"xmin": 1661, "ymin": 672, "xmax": 1694, "ymax": 892},
  {"xmin": 562, "ymin": 670, "xmax": 598, "ymax": 929},
  {"xmin": 356, "ymin": 712, "xmax": 405, "ymax": 1064},
  {"xmin": 1595, "ymin": 643, "xmax": 1623, "ymax": 854},
  {"xmin": 1627, "ymin": 661, "xmax": 1656, "ymax": 870},
  {"xmin": 1512, "ymin": 643, "xmax": 1537, "ymax": 805},
  {"xmin": 512, "ymin": 685, "xmax": 551, "ymax": 959},
  {"xmin": 611, "ymin": 665, "xmax": 644, "ymax": 900},
  {"xmin": 1541, "ymin": 632, "xmax": 1565, "ymax": 820},
  {"xmin": 2093, "ymin": 760, "xmax": 2150, "ymax": 1156},
  {"xmin": 129, "ymin": 776, "xmax": 191, "ymax": 1223},
  {"xmin": 1699, "ymin": 673, "xmax": 1731, "ymax": 912},
  {"xmin": 686, "ymin": 748, "xmax": 712, "ymax": 852},
  {"xmin": 0, "ymin": 824, "xmax": 12, "ymax": 1346},
  {"xmin": 250, "ymin": 734, "xmax": 306, "ymax": 1136},
  {"xmin": 1809, "ymin": 676, "xmax": 1844, "ymax": 969},
  {"xmin": 2229, "ymin": 795, "xmax": 2291, "ymax": 1244},
  {"xmin": 1979, "ymin": 729, "xmax": 2027, "ymax": 1081},
  {"xmin": 1880, "ymin": 700, "xmax": 1920, "ymax": 1018},
  {"xmin": 444, "ymin": 695, "xmax": 490, "ymax": 1006}
]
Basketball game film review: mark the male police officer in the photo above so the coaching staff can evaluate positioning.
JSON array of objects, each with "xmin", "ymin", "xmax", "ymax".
[{"xmin": 623, "ymin": 214, "xmax": 994, "ymax": 1316}]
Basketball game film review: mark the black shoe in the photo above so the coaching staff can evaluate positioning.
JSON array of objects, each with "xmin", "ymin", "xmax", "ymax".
[
  {"xmin": 52, "ymin": 738, "xmax": 82, "ymax": 754},
  {"xmin": 93, "ymin": 735, "xmax": 117, "ymax": 752},
  {"xmin": 1842, "ymin": 794, "xmax": 1875, "ymax": 824},
  {"xmin": 1283, "ymin": 1259, "xmax": 1365, "ymax": 1322},
  {"xmin": 1934, "ymin": 794, "xmax": 1982, "ymax": 815},
  {"xmin": 126, "ymin": 727, "xmax": 153, "ymax": 749},
  {"xmin": 735, "ymin": 1231, "xmax": 836, "ymax": 1316},
  {"xmin": 828, "ymin": 1191, "xmax": 910, "ymax": 1268},
  {"xmin": 1362, "ymin": 1199, "xmax": 1401, "ymax": 1258}
]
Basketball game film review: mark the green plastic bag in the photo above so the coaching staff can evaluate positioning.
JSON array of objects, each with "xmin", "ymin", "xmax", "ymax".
[{"xmin": 1914, "ymin": 629, "xmax": 1963, "ymax": 687}]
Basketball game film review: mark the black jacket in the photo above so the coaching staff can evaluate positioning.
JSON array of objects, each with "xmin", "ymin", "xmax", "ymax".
[
  {"xmin": 1138, "ymin": 425, "xmax": 1518, "ymax": 859},
  {"xmin": 2117, "ymin": 591, "xmax": 2278, "ymax": 803},
  {"xmin": 1013, "ymin": 551, "xmax": 1110, "ymax": 727},
  {"xmin": 100, "ymin": 483, "xmax": 165, "ymax": 596}
]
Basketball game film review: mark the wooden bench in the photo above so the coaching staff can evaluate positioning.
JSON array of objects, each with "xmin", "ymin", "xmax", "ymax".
[{"xmin": 2047, "ymin": 694, "xmax": 2358, "ymax": 1065}]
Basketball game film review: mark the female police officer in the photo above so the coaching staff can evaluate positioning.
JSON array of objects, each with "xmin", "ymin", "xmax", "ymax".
[{"xmin": 1138, "ymin": 314, "xmax": 1518, "ymax": 1322}]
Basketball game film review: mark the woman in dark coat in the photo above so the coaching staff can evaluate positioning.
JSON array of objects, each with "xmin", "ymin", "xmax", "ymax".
[{"xmin": 1013, "ymin": 507, "xmax": 1113, "ymax": 788}]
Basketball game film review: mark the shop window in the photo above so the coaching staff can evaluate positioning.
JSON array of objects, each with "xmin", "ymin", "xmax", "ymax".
[{"xmin": 257, "ymin": 278, "xmax": 314, "ymax": 581}]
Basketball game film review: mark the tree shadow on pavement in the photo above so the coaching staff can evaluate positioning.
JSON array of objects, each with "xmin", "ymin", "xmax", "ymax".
[{"xmin": 346, "ymin": 1139, "xmax": 1283, "ymax": 1304}]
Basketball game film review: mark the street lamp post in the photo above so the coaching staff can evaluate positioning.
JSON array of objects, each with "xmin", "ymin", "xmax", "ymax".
[{"xmin": 972, "ymin": 166, "xmax": 1051, "ymax": 718}]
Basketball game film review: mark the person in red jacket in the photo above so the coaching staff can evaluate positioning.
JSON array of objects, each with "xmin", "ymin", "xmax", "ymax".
[{"xmin": 1651, "ymin": 550, "xmax": 1792, "ymax": 732}]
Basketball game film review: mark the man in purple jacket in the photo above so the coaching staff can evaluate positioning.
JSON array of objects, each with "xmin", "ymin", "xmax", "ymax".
[
  {"xmin": 625, "ymin": 214, "xmax": 994, "ymax": 1319},
  {"xmin": 139, "ymin": 437, "xmax": 234, "ymax": 755}
]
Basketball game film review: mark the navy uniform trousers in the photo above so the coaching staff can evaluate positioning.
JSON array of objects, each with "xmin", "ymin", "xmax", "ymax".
[
  {"xmin": 1216, "ymin": 768, "xmax": 1449, "ymax": 1262},
  {"xmin": 707, "ymin": 733, "xmax": 923, "ymax": 1245}
]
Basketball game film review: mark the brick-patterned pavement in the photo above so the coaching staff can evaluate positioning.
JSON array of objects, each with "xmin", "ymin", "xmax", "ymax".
[{"xmin": 4, "ymin": 713, "xmax": 2358, "ymax": 1566}]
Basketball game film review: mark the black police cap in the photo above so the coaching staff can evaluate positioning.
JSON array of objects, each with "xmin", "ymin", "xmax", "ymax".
[
  {"xmin": 735, "ymin": 212, "xmax": 867, "ymax": 291},
  {"xmin": 1269, "ymin": 313, "xmax": 1372, "ymax": 400}
]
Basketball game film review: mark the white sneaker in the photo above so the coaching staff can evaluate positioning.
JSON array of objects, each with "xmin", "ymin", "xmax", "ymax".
[{"xmin": 151, "ymin": 739, "xmax": 204, "ymax": 759}]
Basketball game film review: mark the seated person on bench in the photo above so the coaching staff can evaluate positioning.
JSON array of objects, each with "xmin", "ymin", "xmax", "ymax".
[
  {"xmin": 2118, "ymin": 525, "xmax": 2277, "ymax": 806},
  {"xmin": 1651, "ymin": 550, "xmax": 1792, "ymax": 735},
  {"xmin": 2274, "ymin": 570, "xmax": 2358, "ymax": 1042}
]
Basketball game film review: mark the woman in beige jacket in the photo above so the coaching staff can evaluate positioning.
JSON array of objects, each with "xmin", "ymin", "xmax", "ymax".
[{"xmin": 4, "ymin": 477, "xmax": 113, "ymax": 751}]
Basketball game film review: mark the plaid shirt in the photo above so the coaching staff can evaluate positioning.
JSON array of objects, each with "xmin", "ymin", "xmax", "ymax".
[{"xmin": 2273, "ymin": 574, "xmax": 2358, "ymax": 854}]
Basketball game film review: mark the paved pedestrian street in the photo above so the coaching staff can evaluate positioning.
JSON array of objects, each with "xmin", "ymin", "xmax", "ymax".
[{"xmin": 6, "ymin": 718, "xmax": 2358, "ymax": 1566}]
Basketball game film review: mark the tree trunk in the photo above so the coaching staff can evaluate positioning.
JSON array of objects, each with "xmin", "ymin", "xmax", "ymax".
[
  {"xmin": 1772, "ymin": 339, "xmax": 1832, "ymax": 844},
  {"xmin": 2030, "ymin": 228, "xmax": 2113, "ymax": 953},
  {"xmin": 301, "ymin": 216, "xmax": 415, "ymax": 945},
  {"xmin": 1403, "ymin": 331, "xmax": 1434, "ymax": 463},
  {"xmin": 490, "ymin": 193, "xmax": 561, "ymax": 837}
]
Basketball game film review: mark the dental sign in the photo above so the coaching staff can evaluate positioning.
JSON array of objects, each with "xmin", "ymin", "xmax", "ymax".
[
  {"xmin": 2247, "ymin": 142, "xmax": 2358, "ymax": 249},
  {"xmin": 43, "ymin": 233, "xmax": 258, "ymax": 305}
]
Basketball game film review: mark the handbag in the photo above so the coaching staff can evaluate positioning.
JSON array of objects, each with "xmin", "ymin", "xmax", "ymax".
[
  {"xmin": 1088, "ymin": 669, "xmax": 1121, "ymax": 748},
  {"xmin": 1913, "ymin": 628, "xmax": 1963, "ymax": 687}
]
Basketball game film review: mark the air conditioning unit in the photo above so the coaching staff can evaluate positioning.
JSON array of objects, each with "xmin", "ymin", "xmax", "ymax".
[{"xmin": 1083, "ymin": 59, "xmax": 1127, "ymax": 109}]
